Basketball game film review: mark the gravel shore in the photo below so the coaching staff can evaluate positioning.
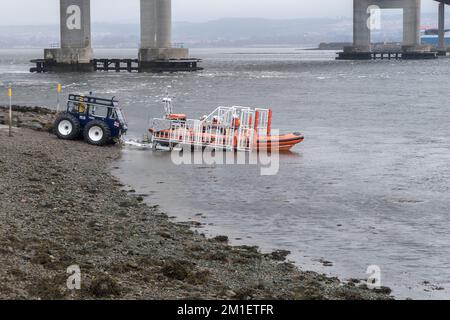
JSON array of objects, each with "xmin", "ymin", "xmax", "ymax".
[{"xmin": 0, "ymin": 107, "xmax": 393, "ymax": 300}]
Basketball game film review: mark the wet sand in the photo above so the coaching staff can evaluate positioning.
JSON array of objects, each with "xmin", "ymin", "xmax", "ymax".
[{"xmin": 0, "ymin": 106, "xmax": 392, "ymax": 300}]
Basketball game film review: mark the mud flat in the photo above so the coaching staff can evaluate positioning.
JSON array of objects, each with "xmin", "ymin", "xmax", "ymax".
[{"xmin": 0, "ymin": 108, "xmax": 392, "ymax": 300}]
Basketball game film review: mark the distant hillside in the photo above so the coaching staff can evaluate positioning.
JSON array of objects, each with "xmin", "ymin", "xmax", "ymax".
[
  {"xmin": 0, "ymin": 18, "xmax": 352, "ymax": 48},
  {"xmin": 173, "ymin": 18, "xmax": 352, "ymax": 47},
  {"xmin": 0, "ymin": 14, "xmax": 445, "ymax": 48}
]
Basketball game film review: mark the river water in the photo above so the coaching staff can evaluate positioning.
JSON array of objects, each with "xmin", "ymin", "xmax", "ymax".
[{"xmin": 2, "ymin": 48, "xmax": 450, "ymax": 299}]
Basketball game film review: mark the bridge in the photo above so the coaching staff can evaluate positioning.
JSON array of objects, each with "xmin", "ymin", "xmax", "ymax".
[
  {"xmin": 31, "ymin": 0, "xmax": 450, "ymax": 72},
  {"xmin": 339, "ymin": 0, "xmax": 450, "ymax": 59},
  {"xmin": 34, "ymin": 0, "xmax": 200, "ymax": 72}
]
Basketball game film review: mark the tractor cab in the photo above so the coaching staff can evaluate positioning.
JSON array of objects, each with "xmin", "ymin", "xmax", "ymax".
[{"xmin": 54, "ymin": 94, "xmax": 128, "ymax": 146}]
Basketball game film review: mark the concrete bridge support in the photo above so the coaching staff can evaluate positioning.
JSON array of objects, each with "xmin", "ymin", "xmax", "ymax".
[
  {"xmin": 139, "ymin": 0, "xmax": 198, "ymax": 71},
  {"xmin": 352, "ymin": 0, "xmax": 372, "ymax": 52},
  {"xmin": 402, "ymin": 0, "xmax": 422, "ymax": 51},
  {"xmin": 44, "ymin": 0, "xmax": 94, "ymax": 71},
  {"xmin": 438, "ymin": 2, "xmax": 446, "ymax": 54},
  {"xmin": 339, "ymin": 0, "xmax": 434, "ymax": 60}
]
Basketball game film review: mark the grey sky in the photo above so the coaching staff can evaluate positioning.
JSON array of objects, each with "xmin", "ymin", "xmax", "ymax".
[{"xmin": 1, "ymin": 0, "xmax": 441, "ymax": 25}]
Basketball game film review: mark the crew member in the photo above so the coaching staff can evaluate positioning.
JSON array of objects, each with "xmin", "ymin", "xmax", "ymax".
[{"xmin": 232, "ymin": 114, "xmax": 241, "ymax": 129}]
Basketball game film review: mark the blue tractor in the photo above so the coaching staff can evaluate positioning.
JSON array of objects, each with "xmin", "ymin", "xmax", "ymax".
[{"xmin": 53, "ymin": 94, "xmax": 128, "ymax": 146}]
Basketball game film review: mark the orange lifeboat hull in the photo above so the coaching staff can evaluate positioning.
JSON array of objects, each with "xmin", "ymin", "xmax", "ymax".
[
  {"xmin": 150, "ymin": 128, "xmax": 304, "ymax": 152},
  {"xmin": 257, "ymin": 132, "xmax": 304, "ymax": 152}
]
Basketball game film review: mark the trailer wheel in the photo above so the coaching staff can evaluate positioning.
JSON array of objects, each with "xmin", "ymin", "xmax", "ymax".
[
  {"xmin": 83, "ymin": 120, "xmax": 111, "ymax": 146},
  {"xmin": 54, "ymin": 113, "xmax": 81, "ymax": 140}
]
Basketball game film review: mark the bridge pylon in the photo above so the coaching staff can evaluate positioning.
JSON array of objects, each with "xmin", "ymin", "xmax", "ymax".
[
  {"xmin": 338, "ymin": 0, "xmax": 437, "ymax": 60},
  {"xmin": 138, "ymin": 0, "xmax": 201, "ymax": 72},
  {"xmin": 41, "ymin": 0, "xmax": 94, "ymax": 72}
]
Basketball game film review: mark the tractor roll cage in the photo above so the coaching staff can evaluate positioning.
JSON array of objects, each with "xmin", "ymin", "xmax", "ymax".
[
  {"xmin": 67, "ymin": 94, "xmax": 119, "ymax": 109},
  {"xmin": 66, "ymin": 94, "xmax": 127, "ymax": 128}
]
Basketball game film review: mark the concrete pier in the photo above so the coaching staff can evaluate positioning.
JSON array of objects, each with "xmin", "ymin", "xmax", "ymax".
[
  {"xmin": 43, "ymin": 0, "xmax": 94, "ymax": 71},
  {"xmin": 353, "ymin": 0, "xmax": 371, "ymax": 52},
  {"xmin": 438, "ymin": 2, "xmax": 447, "ymax": 54},
  {"xmin": 402, "ymin": 0, "xmax": 422, "ymax": 51},
  {"xmin": 139, "ymin": 0, "xmax": 200, "ymax": 72},
  {"xmin": 338, "ymin": 0, "xmax": 436, "ymax": 60}
]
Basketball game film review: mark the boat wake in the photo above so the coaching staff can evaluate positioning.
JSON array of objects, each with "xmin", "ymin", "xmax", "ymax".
[{"xmin": 123, "ymin": 139, "xmax": 152, "ymax": 149}]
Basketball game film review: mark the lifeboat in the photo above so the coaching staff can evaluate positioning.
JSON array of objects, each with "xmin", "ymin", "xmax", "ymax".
[{"xmin": 150, "ymin": 97, "xmax": 304, "ymax": 152}]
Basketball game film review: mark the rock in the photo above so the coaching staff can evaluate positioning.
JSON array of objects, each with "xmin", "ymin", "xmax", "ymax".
[
  {"xmin": 213, "ymin": 235, "xmax": 229, "ymax": 243},
  {"xmin": 234, "ymin": 288, "xmax": 255, "ymax": 300},
  {"xmin": 206, "ymin": 251, "xmax": 229, "ymax": 262},
  {"xmin": 319, "ymin": 259, "xmax": 333, "ymax": 267},
  {"xmin": 157, "ymin": 231, "xmax": 172, "ymax": 239},
  {"xmin": 374, "ymin": 286, "xmax": 392, "ymax": 295},
  {"xmin": 187, "ymin": 270, "xmax": 211, "ymax": 285},
  {"xmin": 237, "ymin": 245, "xmax": 259, "ymax": 253},
  {"xmin": 89, "ymin": 276, "xmax": 121, "ymax": 298},
  {"xmin": 21, "ymin": 122, "xmax": 44, "ymax": 131},
  {"xmin": 266, "ymin": 250, "xmax": 291, "ymax": 261},
  {"xmin": 278, "ymin": 262, "xmax": 296, "ymax": 272},
  {"xmin": 225, "ymin": 290, "xmax": 237, "ymax": 298},
  {"xmin": 348, "ymin": 278, "xmax": 361, "ymax": 285},
  {"xmin": 180, "ymin": 221, "xmax": 203, "ymax": 228},
  {"xmin": 116, "ymin": 210, "xmax": 128, "ymax": 217},
  {"xmin": 160, "ymin": 260, "xmax": 192, "ymax": 281},
  {"xmin": 119, "ymin": 201, "xmax": 133, "ymax": 208},
  {"xmin": 31, "ymin": 252, "xmax": 52, "ymax": 267}
]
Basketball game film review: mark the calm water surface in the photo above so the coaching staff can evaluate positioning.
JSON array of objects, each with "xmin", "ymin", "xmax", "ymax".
[{"xmin": 1, "ymin": 48, "xmax": 450, "ymax": 299}]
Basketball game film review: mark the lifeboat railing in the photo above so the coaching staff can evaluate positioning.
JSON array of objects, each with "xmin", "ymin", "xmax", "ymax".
[{"xmin": 151, "ymin": 106, "xmax": 272, "ymax": 152}]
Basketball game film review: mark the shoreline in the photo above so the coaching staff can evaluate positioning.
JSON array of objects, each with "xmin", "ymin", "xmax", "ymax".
[{"xmin": 0, "ymin": 106, "xmax": 392, "ymax": 300}]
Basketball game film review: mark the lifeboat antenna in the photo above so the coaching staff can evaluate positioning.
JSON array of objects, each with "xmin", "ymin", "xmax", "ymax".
[{"xmin": 163, "ymin": 86, "xmax": 173, "ymax": 116}]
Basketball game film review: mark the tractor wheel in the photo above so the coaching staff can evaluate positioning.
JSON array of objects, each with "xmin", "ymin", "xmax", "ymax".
[
  {"xmin": 54, "ymin": 113, "xmax": 81, "ymax": 140},
  {"xmin": 83, "ymin": 120, "xmax": 111, "ymax": 146}
]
